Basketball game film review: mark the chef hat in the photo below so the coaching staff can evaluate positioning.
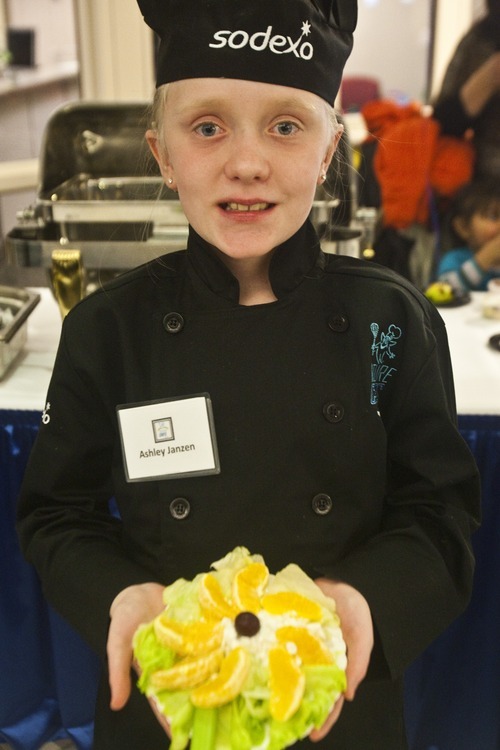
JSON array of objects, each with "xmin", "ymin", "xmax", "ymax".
[{"xmin": 136, "ymin": 0, "xmax": 357, "ymax": 104}]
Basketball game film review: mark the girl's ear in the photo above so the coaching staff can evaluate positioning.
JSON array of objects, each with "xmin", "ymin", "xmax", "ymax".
[
  {"xmin": 146, "ymin": 129, "xmax": 176, "ymax": 189},
  {"xmin": 319, "ymin": 126, "xmax": 343, "ymax": 185}
]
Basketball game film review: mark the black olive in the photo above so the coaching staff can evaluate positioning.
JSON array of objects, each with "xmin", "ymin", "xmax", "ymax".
[{"xmin": 235, "ymin": 611, "xmax": 261, "ymax": 637}]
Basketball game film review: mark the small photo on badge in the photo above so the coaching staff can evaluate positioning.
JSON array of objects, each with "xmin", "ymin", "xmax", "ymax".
[{"xmin": 152, "ymin": 417, "xmax": 174, "ymax": 443}]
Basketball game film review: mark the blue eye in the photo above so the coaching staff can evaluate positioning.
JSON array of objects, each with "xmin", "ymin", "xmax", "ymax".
[
  {"xmin": 195, "ymin": 122, "xmax": 220, "ymax": 137},
  {"xmin": 275, "ymin": 121, "xmax": 299, "ymax": 136}
]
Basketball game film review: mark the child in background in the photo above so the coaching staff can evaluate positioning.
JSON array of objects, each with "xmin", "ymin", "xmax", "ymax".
[{"xmin": 437, "ymin": 180, "xmax": 500, "ymax": 292}]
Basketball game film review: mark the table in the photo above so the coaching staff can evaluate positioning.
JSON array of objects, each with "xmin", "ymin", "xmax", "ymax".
[
  {"xmin": 0, "ymin": 288, "xmax": 61, "ymax": 411},
  {"xmin": 3, "ymin": 289, "xmax": 499, "ymax": 415},
  {"xmin": 0, "ymin": 290, "xmax": 98, "ymax": 750},
  {"xmin": 404, "ymin": 412, "xmax": 500, "ymax": 750},
  {"xmin": 403, "ymin": 296, "xmax": 500, "ymax": 750},
  {"xmin": 1, "ymin": 289, "xmax": 499, "ymax": 750},
  {"xmin": 437, "ymin": 295, "xmax": 500, "ymax": 415}
]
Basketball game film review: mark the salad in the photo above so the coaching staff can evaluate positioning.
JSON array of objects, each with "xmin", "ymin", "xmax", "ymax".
[{"xmin": 133, "ymin": 547, "xmax": 347, "ymax": 750}]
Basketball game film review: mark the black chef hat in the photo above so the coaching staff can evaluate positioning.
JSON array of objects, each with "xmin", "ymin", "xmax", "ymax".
[{"xmin": 137, "ymin": 0, "xmax": 357, "ymax": 104}]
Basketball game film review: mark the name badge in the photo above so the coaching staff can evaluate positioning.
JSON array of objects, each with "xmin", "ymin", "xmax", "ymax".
[{"xmin": 117, "ymin": 394, "xmax": 220, "ymax": 482}]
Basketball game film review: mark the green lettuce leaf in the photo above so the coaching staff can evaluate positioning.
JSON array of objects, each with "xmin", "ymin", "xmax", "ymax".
[{"xmin": 133, "ymin": 621, "xmax": 175, "ymax": 693}]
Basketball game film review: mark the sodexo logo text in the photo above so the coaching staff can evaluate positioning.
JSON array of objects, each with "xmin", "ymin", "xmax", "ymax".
[{"xmin": 209, "ymin": 21, "xmax": 314, "ymax": 60}]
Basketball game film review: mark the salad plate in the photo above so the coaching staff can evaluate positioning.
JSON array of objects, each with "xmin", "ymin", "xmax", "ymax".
[{"xmin": 134, "ymin": 547, "xmax": 347, "ymax": 750}]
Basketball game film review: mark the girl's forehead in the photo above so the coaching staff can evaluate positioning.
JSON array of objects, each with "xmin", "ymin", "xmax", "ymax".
[{"xmin": 166, "ymin": 78, "xmax": 324, "ymax": 114}]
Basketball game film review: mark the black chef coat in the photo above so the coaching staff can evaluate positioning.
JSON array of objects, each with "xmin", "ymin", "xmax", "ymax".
[{"xmin": 17, "ymin": 220, "xmax": 480, "ymax": 750}]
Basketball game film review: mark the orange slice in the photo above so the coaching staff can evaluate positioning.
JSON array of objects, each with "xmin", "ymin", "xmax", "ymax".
[
  {"xmin": 150, "ymin": 648, "xmax": 222, "ymax": 690},
  {"xmin": 153, "ymin": 615, "xmax": 223, "ymax": 656},
  {"xmin": 276, "ymin": 626, "xmax": 333, "ymax": 665},
  {"xmin": 261, "ymin": 592, "xmax": 323, "ymax": 621},
  {"xmin": 268, "ymin": 646, "xmax": 305, "ymax": 722},
  {"xmin": 232, "ymin": 562, "xmax": 269, "ymax": 613},
  {"xmin": 198, "ymin": 573, "xmax": 237, "ymax": 620},
  {"xmin": 191, "ymin": 647, "xmax": 251, "ymax": 708}
]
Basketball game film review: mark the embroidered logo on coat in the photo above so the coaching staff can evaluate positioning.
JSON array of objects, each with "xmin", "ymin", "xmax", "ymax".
[
  {"xmin": 370, "ymin": 323, "xmax": 402, "ymax": 405},
  {"xmin": 42, "ymin": 402, "xmax": 51, "ymax": 424}
]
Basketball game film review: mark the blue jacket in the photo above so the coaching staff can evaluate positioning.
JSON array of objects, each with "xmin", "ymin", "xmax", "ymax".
[{"xmin": 437, "ymin": 246, "xmax": 500, "ymax": 291}]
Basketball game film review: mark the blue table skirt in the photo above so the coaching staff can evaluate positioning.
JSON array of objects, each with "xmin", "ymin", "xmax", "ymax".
[
  {"xmin": 0, "ymin": 410, "xmax": 99, "ymax": 750},
  {"xmin": 405, "ymin": 415, "xmax": 500, "ymax": 750},
  {"xmin": 1, "ymin": 410, "xmax": 499, "ymax": 750}
]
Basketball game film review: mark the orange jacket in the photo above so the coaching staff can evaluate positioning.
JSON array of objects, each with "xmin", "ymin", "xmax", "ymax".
[{"xmin": 361, "ymin": 100, "xmax": 475, "ymax": 229}]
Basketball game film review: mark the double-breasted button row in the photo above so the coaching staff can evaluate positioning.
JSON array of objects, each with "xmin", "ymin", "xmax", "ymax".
[
  {"xmin": 169, "ymin": 495, "xmax": 332, "ymax": 519},
  {"xmin": 163, "ymin": 312, "xmax": 184, "ymax": 334},
  {"xmin": 164, "ymin": 311, "xmax": 349, "ymax": 336}
]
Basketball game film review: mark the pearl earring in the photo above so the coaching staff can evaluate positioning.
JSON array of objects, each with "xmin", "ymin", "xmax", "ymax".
[{"xmin": 168, "ymin": 178, "xmax": 173, "ymax": 185}]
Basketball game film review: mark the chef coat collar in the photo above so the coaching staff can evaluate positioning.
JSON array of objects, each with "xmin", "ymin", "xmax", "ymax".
[{"xmin": 187, "ymin": 220, "xmax": 321, "ymax": 303}]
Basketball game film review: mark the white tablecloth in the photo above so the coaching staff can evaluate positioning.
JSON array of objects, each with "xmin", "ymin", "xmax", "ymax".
[
  {"xmin": 0, "ymin": 288, "xmax": 499, "ymax": 415},
  {"xmin": 438, "ymin": 293, "xmax": 500, "ymax": 416}
]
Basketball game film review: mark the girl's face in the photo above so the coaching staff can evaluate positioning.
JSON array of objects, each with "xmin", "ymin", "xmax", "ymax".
[
  {"xmin": 454, "ymin": 202, "xmax": 500, "ymax": 251},
  {"xmin": 147, "ymin": 78, "xmax": 339, "ymax": 263}
]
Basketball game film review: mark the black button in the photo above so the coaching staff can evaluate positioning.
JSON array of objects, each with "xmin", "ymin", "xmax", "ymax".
[
  {"xmin": 323, "ymin": 401, "xmax": 344, "ymax": 423},
  {"xmin": 163, "ymin": 312, "xmax": 184, "ymax": 334},
  {"xmin": 169, "ymin": 497, "xmax": 191, "ymax": 520},
  {"xmin": 312, "ymin": 493, "xmax": 333, "ymax": 515},
  {"xmin": 328, "ymin": 314, "xmax": 349, "ymax": 332}
]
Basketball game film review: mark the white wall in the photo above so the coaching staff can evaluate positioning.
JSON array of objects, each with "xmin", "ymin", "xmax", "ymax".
[
  {"xmin": 344, "ymin": 0, "xmax": 433, "ymax": 103},
  {"xmin": 0, "ymin": 2, "xmax": 6, "ymax": 51},
  {"xmin": 5, "ymin": 0, "xmax": 77, "ymax": 66},
  {"xmin": 75, "ymin": 0, "xmax": 154, "ymax": 101},
  {"xmin": 343, "ymin": 0, "xmax": 486, "ymax": 104}
]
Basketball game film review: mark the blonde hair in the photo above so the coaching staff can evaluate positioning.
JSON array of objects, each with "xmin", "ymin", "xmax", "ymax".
[{"xmin": 149, "ymin": 84, "xmax": 170, "ymax": 160}]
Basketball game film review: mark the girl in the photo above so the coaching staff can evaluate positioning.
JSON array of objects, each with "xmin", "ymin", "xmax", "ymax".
[{"xmin": 17, "ymin": 2, "xmax": 480, "ymax": 748}]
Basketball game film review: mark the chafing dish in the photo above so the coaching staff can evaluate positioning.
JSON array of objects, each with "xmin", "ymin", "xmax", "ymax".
[
  {"xmin": 0, "ymin": 285, "xmax": 40, "ymax": 379},
  {"xmin": 6, "ymin": 101, "xmax": 188, "ymax": 286}
]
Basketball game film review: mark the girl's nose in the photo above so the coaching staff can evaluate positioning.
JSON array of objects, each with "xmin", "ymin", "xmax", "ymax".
[{"xmin": 223, "ymin": 134, "xmax": 271, "ymax": 183}]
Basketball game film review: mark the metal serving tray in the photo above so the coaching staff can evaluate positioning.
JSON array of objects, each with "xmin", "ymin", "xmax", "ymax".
[
  {"xmin": 0, "ymin": 286, "xmax": 40, "ymax": 379},
  {"xmin": 40, "ymin": 174, "xmax": 188, "ymax": 225}
]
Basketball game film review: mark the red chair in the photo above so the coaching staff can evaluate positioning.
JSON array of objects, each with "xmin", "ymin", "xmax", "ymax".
[{"xmin": 340, "ymin": 76, "xmax": 381, "ymax": 112}]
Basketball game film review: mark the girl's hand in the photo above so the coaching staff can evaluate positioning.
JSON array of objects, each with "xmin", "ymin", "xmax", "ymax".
[
  {"xmin": 107, "ymin": 582, "xmax": 165, "ymax": 711},
  {"xmin": 309, "ymin": 579, "xmax": 374, "ymax": 742}
]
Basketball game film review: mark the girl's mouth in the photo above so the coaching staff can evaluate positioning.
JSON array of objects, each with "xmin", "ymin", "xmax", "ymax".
[{"xmin": 221, "ymin": 202, "xmax": 274, "ymax": 212}]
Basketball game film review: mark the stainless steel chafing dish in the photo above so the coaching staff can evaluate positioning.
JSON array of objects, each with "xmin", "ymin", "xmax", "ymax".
[
  {"xmin": 0, "ymin": 285, "xmax": 40, "ymax": 379},
  {"xmin": 6, "ymin": 101, "xmax": 188, "ymax": 281},
  {"xmin": 5, "ymin": 101, "xmax": 367, "ymax": 314}
]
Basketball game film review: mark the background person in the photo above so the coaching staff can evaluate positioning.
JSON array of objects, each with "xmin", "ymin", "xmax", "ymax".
[
  {"xmin": 432, "ymin": 0, "xmax": 500, "ymax": 181},
  {"xmin": 436, "ymin": 179, "xmax": 500, "ymax": 291}
]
